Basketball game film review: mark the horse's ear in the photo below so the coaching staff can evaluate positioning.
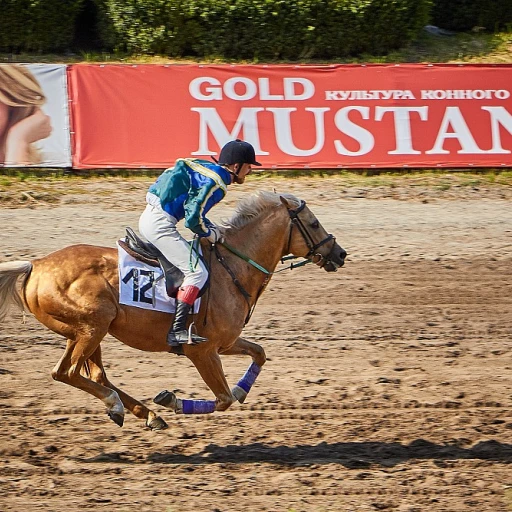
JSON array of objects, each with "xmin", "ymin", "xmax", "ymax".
[{"xmin": 280, "ymin": 196, "xmax": 292, "ymax": 209}]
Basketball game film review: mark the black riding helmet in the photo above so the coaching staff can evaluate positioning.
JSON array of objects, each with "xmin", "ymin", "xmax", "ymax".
[{"xmin": 217, "ymin": 139, "xmax": 262, "ymax": 168}]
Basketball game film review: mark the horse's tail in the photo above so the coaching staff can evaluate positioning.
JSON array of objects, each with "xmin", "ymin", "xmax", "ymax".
[{"xmin": 0, "ymin": 260, "xmax": 32, "ymax": 322}]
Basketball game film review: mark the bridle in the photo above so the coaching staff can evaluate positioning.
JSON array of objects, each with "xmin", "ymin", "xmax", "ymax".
[
  {"xmin": 286, "ymin": 200, "xmax": 337, "ymax": 267},
  {"xmin": 210, "ymin": 199, "xmax": 340, "ymax": 325}
]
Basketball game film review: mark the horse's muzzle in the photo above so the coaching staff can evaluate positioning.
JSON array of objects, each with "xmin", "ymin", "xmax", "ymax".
[{"xmin": 323, "ymin": 243, "xmax": 347, "ymax": 272}]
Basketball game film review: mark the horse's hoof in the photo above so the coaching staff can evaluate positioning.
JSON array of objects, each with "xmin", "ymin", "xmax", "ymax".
[
  {"xmin": 147, "ymin": 416, "xmax": 169, "ymax": 431},
  {"xmin": 232, "ymin": 385, "xmax": 248, "ymax": 404},
  {"xmin": 108, "ymin": 411, "xmax": 124, "ymax": 427},
  {"xmin": 153, "ymin": 390, "xmax": 177, "ymax": 409}
]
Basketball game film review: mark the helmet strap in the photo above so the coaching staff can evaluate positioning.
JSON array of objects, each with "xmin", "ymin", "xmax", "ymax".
[{"xmin": 227, "ymin": 162, "xmax": 242, "ymax": 177}]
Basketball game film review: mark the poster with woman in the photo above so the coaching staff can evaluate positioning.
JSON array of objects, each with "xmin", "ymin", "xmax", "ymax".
[{"xmin": 0, "ymin": 63, "xmax": 71, "ymax": 167}]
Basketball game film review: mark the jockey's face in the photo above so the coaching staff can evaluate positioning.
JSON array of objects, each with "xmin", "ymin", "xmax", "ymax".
[{"xmin": 232, "ymin": 163, "xmax": 252, "ymax": 184}]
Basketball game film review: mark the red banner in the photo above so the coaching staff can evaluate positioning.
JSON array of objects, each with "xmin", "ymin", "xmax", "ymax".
[{"xmin": 68, "ymin": 64, "xmax": 512, "ymax": 169}]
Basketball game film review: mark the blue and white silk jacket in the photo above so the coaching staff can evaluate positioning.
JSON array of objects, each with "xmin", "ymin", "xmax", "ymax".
[{"xmin": 148, "ymin": 158, "xmax": 231, "ymax": 237}]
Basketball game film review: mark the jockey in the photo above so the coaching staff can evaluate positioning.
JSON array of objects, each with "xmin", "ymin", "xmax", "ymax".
[{"xmin": 139, "ymin": 139, "xmax": 261, "ymax": 347}]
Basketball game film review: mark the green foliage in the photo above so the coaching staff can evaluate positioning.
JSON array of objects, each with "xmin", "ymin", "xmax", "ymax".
[
  {"xmin": 0, "ymin": 0, "xmax": 83, "ymax": 52},
  {"xmin": 101, "ymin": 0, "xmax": 432, "ymax": 59},
  {"xmin": 431, "ymin": 0, "xmax": 512, "ymax": 32},
  {"xmin": 0, "ymin": 0, "xmax": 30, "ymax": 51},
  {"xmin": 0, "ymin": 0, "xmax": 437, "ymax": 58}
]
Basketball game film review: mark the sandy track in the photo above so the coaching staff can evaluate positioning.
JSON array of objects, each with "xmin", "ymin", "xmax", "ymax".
[{"xmin": 1, "ymin": 175, "xmax": 511, "ymax": 511}]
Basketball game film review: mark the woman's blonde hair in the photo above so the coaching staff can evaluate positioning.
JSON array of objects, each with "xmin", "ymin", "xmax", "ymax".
[{"xmin": 0, "ymin": 65, "xmax": 46, "ymax": 164}]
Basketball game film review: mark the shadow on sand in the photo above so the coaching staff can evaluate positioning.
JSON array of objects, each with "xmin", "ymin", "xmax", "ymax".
[{"xmin": 82, "ymin": 439, "xmax": 512, "ymax": 468}]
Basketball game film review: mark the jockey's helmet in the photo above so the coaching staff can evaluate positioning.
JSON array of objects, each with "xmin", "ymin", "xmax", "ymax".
[{"xmin": 218, "ymin": 139, "xmax": 261, "ymax": 167}]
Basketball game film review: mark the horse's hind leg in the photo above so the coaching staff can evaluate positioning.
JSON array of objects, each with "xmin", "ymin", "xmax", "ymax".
[
  {"xmin": 85, "ymin": 347, "xmax": 168, "ymax": 431},
  {"xmin": 51, "ymin": 333, "xmax": 126, "ymax": 427},
  {"xmin": 219, "ymin": 337, "xmax": 266, "ymax": 403}
]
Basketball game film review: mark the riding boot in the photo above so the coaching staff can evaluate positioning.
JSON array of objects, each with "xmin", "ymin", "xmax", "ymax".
[{"xmin": 167, "ymin": 300, "xmax": 208, "ymax": 346}]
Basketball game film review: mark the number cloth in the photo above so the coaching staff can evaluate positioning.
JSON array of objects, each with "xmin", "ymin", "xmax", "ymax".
[{"xmin": 117, "ymin": 242, "xmax": 201, "ymax": 313}]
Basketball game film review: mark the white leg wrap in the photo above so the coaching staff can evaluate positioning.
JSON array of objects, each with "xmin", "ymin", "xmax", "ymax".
[
  {"xmin": 104, "ymin": 390, "xmax": 124, "ymax": 415},
  {"xmin": 232, "ymin": 385, "xmax": 248, "ymax": 403}
]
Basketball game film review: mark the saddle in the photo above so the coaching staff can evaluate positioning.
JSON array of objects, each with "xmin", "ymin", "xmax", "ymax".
[{"xmin": 119, "ymin": 227, "xmax": 208, "ymax": 298}]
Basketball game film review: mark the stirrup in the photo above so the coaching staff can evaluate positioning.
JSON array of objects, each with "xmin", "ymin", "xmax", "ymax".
[{"xmin": 167, "ymin": 323, "xmax": 208, "ymax": 347}]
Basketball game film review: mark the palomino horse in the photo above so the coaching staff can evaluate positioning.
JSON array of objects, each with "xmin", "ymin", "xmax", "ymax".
[{"xmin": 0, "ymin": 191, "xmax": 346, "ymax": 430}]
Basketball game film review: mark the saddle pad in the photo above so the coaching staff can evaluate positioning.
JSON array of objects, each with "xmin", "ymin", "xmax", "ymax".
[{"xmin": 117, "ymin": 242, "xmax": 200, "ymax": 314}]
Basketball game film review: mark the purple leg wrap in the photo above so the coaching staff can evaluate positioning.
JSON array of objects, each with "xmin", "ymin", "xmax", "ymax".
[
  {"xmin": 181, "ymin": 399, "xmax": 216, "ymax": 414},
  {"xmin": 236, "ymin": 362, "xmax": 261, "ymax": 393}
]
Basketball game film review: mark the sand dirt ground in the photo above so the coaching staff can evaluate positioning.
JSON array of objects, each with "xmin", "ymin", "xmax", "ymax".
[{"xmin": 0, "ymin": 174, "xmax": 511, "ymax": 512}]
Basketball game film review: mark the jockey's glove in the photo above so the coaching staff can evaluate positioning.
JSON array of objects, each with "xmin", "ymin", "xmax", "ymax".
[{"xmin": 206, "ymin": 225, "xmax": 224, "ymax": 244}]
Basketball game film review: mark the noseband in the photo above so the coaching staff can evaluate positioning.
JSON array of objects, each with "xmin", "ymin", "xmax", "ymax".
[{"xmin": 286, "ymin": 200, "xmax": 336, "ymax": 265}]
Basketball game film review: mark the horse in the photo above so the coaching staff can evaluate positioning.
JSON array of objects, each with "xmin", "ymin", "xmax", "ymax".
[{"xmin": 0, "ymin": 191, "xmax": 346, "ymax": 430}]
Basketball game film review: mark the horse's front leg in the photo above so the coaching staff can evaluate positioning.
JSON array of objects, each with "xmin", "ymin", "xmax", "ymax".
[
  {"xmin": 154, "ymin": 347, "xmax": 236, "ymax": 413},
  {"xmin": 220, "ymin": 337, "xmax": 266, "ymax": 403}
]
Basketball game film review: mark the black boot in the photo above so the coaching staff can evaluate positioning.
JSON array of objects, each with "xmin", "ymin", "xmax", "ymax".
[{"xmin": 167, "ymin": 300, "xmax": 208, "ymax": 346}]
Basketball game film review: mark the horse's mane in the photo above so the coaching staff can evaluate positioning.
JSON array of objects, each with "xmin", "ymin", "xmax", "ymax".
[{"xmin": 222, "ymin": 191, "xmax": 301, "ymax": 230}]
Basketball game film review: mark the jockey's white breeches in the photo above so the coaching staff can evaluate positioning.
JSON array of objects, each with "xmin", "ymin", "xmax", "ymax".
[{"xmin": 139, "ymin": 194, "xmax": 208, "ymax": 290}]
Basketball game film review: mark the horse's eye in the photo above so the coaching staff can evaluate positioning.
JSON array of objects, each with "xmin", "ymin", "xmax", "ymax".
[{"xmin": 311, "ymin": 220, "xmax": 320, "ymax": 229}]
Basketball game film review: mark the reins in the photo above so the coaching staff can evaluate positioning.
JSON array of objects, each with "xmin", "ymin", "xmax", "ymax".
[
  {"xmin": 212, "ymin": 242, "xmax": 310, "ymax": 325},
  {"xmin": 209, "ymin": 199, "xmax": 337, "ymax": 325},
  {"xmin": 220, "ymin": 241, "xmax": 312, "ymax": 275}
]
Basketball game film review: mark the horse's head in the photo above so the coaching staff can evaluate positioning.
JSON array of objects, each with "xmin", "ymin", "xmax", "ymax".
[{"xmin": 280, "ymin": 196, "xmax": 347, "ymax": 272}]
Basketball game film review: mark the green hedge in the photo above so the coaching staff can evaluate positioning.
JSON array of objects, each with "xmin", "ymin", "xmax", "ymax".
[
  {"xmin": 101, "ymin": 0, "xmax": 432, "ymax": 59},
  {"xmin": 3, "ymin": 0, "xmax": 512, "ymax": 57},
  {"xmin": 0, "ymin": 0, "xmax": 434, "ymax": 58},
  {"xmin": 0, "ymin": 0, "xmax": 83, "ymax": 53},
  {"xmin": 431, "ymin": 0, "xmax": 512, "ymax": 32}
]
